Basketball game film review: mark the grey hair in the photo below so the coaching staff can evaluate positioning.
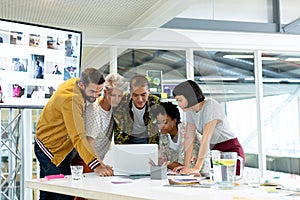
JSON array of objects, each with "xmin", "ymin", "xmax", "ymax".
[{"xmin": 105, "ymin": 74, "xmax": 128, "ymax": 92}]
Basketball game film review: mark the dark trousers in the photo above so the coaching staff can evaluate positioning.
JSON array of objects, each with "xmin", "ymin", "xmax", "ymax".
[
  {"xmin": 127, "ymin": 135, "xmax": 148, "ymax": 144},
  {"xmin": 34, "ymin": 141, "xmax": 75, "ymax": 200}
]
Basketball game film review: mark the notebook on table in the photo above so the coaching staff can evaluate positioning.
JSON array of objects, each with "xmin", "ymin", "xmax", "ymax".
[{"xmin": 111, "ymin": 144, "xmax": 158, "ymax": 176}]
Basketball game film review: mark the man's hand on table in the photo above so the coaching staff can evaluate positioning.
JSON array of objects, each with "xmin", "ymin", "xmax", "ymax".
[{"xmin": 94, "ymin": 163, "xmax": 114, "ymax": 176}]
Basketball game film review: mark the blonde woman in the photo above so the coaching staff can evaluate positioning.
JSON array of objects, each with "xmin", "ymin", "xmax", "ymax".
[
  {"xmin": 85, "ymin": 74, "xmax": 128, "ymax": 160},
  {"xmin": 71, "ymin": 74, "xmax": 128, "ymax": 172}
]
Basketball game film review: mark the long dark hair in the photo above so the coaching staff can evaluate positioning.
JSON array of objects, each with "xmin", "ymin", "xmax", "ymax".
[{"xmin": 172, "ymin": 80, "xmax": 205, "ymax": 108}]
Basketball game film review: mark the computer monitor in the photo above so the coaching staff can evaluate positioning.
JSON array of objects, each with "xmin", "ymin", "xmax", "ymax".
[{"xmin": 0, "ymin": 18, "xmax": 82, "ymax": 106}]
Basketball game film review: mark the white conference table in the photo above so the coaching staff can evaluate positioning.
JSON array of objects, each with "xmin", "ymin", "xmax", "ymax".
[{"xmin": 25, "ymin": 172, "xmax": 300, "ymax": 200}]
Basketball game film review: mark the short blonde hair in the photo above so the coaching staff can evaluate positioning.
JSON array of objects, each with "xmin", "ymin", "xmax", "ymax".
[{"xmin": 105, "ymin": 74, "xmax": 128, "ymax": 93}]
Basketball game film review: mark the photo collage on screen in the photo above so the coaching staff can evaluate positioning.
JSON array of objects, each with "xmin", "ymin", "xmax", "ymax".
[{"xmin": 0, "ymin": 19, "xmax": 81, "ymax": 103}]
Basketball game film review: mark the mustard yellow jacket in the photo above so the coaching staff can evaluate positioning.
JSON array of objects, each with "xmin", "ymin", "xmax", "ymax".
[{"xmin": 35, "ymin": 78, "xmax": 100, "ymax": 169}]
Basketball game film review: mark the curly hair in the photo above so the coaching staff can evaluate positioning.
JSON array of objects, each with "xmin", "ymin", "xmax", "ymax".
[{"xmin": 151, "ymin": 101, "xmax": 181, "ymax": 126}]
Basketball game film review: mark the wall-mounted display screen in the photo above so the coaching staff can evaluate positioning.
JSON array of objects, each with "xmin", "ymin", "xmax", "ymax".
[{"xmin": 0, "ymin": 19, "xmax": 82, "ymax": 106}]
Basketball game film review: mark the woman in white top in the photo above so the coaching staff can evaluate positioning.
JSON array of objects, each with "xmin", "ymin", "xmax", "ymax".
[
  {"xmin": 85, "ymin": 74, "xmax": 128, "ymax": 160},
  {"xmin": 71, "ymin": 74, "xmax": 128, "ymax": 178},
  {"xmin": 172, "ymin": 80, "xmax": 245, "ymax": 175}
]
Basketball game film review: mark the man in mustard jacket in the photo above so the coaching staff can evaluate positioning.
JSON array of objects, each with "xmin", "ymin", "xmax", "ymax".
[{"xmin": 34, "ymin": 68, "xmax": 113, "ymax": 200}]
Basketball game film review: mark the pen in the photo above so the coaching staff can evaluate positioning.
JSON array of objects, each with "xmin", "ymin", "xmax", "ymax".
[
  {"xmin": 162, "ymin": 161, "xmax": 170, "ymax": 166},
  {"xmin": 45, "ymin": 174, "xmax": 65, "ymax": 180},
  {"xmin": 40, "ymin": 174, "xmax": 66, "ymax": 182},
  {"xmin": 148, "ymin": 158, "xmax": 157, "ymax": 166}
]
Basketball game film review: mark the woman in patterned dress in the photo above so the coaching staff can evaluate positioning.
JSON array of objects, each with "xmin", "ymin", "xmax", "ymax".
[{"xmin": 152, "ymin": 102, "xmax": 210, "ymax": 174}]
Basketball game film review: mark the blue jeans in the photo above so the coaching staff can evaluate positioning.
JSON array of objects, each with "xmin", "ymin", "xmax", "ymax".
[{"xmin": 34, "ymin": 141, "xmax": 76, "ymax": 200}]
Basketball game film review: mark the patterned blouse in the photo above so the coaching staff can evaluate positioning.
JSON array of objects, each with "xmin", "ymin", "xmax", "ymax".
[
  {"xmin": 158, "ymin": 122, "xmax": 211, "ymax": 173},
  {"xmin": 85, "ymin": 100, "xmax": 114, "ymax": 160}
]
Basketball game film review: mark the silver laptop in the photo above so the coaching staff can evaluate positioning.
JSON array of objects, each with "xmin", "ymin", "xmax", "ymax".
[{"xmin": 111, "ymin": 144, "xmax": 158, "ymax": 176}]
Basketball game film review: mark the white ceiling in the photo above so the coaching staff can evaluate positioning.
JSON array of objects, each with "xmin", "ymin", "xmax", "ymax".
[{"xmin": 0, "ymin": 0, "xmax": 197, "ymax": 46}]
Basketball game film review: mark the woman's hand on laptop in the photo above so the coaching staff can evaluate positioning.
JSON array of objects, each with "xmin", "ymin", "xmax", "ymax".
[
  {"xmin": 173, "ymin": 165, "xmax": 200, "ymax": 176},
  {"xmin": 94, "ymin": 163, "xmax": 114, "ymax": 176},
  {"xmin": 167, "ymin": 161, "xmax": 183, "ymax": 170}
]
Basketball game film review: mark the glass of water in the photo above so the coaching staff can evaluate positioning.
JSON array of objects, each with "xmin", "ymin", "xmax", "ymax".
[{"xmin": 70, "ymin": 165, "xmax": 83, "ymax": 181}]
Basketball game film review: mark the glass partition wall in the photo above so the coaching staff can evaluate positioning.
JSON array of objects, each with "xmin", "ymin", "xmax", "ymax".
[
  {"xmin": 193, "ymin": 50, "xmax": 258, "ymax": 163},
  {"xmin": 261, "ymin": 52, "xmax": 300, "ymax": 173},
  {"xmin": 1, "ymin": 47, "xmax": 299, "ymax": 199},
  {"xmin": 102, "ymin": 48, "xmax": 300, "ymax": 175},
  {"xmin": 116, "ymin": 49, "xmax": 187, "ymax": 79}
]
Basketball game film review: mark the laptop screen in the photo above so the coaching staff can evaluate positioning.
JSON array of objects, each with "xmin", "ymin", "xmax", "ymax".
[{"xmin": 112, "ymin": 144, "xmax": 158, "ymax": 176}]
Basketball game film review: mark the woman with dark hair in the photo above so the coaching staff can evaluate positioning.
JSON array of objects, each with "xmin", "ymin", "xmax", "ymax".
[
  {"xmin": 152, "ymin": 102, "xmax": 210, "ymax": 172},
  {"xmin": 172, "ymin": 80, "xmax": 245, "ymax": 175}
]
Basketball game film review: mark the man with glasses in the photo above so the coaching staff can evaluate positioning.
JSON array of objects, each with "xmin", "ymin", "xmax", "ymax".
[
  {"xmin": 34, "ymin": 68, "xmax": 113, "ymax": 200},
  {"xmin": 113, "ymin": 75, "xmax": 160, "ymax": 144}
]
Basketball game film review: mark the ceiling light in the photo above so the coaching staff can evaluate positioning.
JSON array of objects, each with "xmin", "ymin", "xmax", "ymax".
[
  {"xmin": 223, "ymin": 55, "xmax": 254, "ymax": 59},
  {"xmin": 285, "ymin": 58, "xmax": 300, "ymax": 61},
  {"xmin": 159, "ymin": 54, "xmax": 182, "ymax": 62},
  {"xmin": 261, "ymin": 57, "xmax": 279, "ymax": 60}
]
